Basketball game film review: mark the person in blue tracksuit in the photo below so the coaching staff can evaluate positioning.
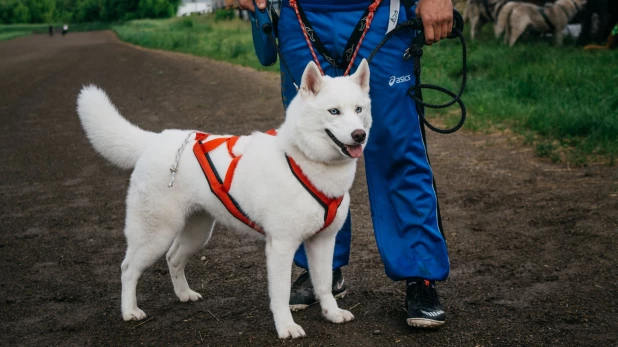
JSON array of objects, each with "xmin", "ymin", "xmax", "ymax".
[{"xmin": 240, "ymin": 0, "xmax": 454, "ymax": 328}]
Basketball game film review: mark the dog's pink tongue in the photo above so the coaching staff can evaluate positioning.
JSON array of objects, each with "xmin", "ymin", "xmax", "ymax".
[{"xmin": 346, "ymin": 145, "xmax": 363, "ymax": 158}]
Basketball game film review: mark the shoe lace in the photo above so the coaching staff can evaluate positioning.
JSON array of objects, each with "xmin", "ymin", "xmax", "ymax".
[{"xmin": 409, "ymin": 280, "xmax": 439, "ymax": 308}]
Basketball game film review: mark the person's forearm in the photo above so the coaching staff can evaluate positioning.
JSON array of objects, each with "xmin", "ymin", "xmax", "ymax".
[{"xmin": 238, "ymin": 0, "xmax": 265, "ymax": 11}]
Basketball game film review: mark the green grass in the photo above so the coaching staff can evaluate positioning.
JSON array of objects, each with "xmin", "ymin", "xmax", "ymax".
[
  {"xmin": 0, "ymin": 22, "xmax": 112, "ymax": 41},
  {"xmin": 0, "ymin": 30, "xmax": 31, "ymax": 40},
  {"xmin": 113, "ymin": 16, "xmax": 263, "ymax": 70},
  {"xmin": 423, "ymin": 28, "xmax": 618, "ymax": 165}
]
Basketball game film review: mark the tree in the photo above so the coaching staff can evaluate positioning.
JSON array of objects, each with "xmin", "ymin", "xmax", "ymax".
[
  {"xmin": 138, "ymin": 0, "xmax": 178, "ymax": 19},
  {"xmin": 12, "ymin": 1, "xmax": 31, "ymax": 23},
  {"xmin": 0, "ymin": 0, "xmax": 183, "ymax": 24},
  {"xmin": 75, "ymin": 0, "xmax": 102, "ymax": 22},
  {"xmin": 26, "ymin": 0, "xmax": 56, "ymax": 23}
]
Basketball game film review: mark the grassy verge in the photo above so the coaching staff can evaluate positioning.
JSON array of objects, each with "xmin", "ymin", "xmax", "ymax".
[
  {"xmin": 0, "ymin": 31, "xmax": 32, "ymax": 40},
  {"xmin": 113, "ymin": 16, "xmax": 264, "ymax": 71},
  {"xmin": 422, "ymin": 30, "xmax": 617, "ymax": 165},
  {"xmin": 0, "ymin": 22, "xmax": 112, "ymax": 41}
]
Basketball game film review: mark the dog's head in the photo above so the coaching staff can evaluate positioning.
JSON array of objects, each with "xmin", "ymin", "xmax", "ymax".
[{"xmin": 285, "ymin": 59, "xmax": 372, "ymax": 164}]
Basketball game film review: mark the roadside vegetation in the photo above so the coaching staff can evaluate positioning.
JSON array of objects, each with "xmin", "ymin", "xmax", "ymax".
[
  {"xmin": 0, "ymin": 0, "xmax": 181, "ymax": 24},
  {"xmin": 112, "ymin": 11, "xmax": 261, "ymax": 69},
  {"xmin": 425, "ymin": 28, "xmax": 617, "ymax": 166},
  {"xmin": 0, "ymin": 22, "xmax": 111, "ymax": 40},
  {"xmin": 0, "ymin": 0, "xmax": 179, "ymax": 41},
  {"xmin": 1, "ymin": 10, "xmax": 615, "ymax": 165}
]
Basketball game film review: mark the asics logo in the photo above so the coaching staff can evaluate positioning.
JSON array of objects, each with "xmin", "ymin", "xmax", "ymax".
[{"xmin": 389, "ymin": 75, "xmax": 411, "ymax": 86}]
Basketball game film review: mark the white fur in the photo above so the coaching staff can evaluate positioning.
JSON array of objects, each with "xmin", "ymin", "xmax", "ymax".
[{"xmin": 76, "ymin": 60, "xmax": 372, "ymax": 339}]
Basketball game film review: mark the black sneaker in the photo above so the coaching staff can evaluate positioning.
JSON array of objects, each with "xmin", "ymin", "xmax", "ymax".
[
  {"xmin": 289, "ymin": 268, "xmax": 347, "ymax": 311},
  {"xmin": 406, "ymin": 278, "xmax": 446, "ymax": 328}
]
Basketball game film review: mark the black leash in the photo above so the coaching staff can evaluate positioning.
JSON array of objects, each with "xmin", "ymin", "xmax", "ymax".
[
  {"xmin": 266, "ymin": 27, "xmax": 300, "ymax": 90},
  {"xmin": 250, "ymin": 1, "xmax": 300, "ymax": 89},
  {"xmin": 367, "ymin": 10, "xmax": 467, "ymax": 134}
]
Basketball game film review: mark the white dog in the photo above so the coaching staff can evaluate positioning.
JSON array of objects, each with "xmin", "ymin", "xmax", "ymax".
[{"xmin": 76, "ymin": 60, "xmax": 372, "ymax": 339}]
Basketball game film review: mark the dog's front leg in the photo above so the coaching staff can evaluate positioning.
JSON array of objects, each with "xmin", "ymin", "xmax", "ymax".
[
  {"xmin": 554, "ymin": 30, "xmax": 564, "ymax": 46},
  {"xmin": 265, "ymin": 238, "xmax": 306, "ymax": 339},
  {"xmin": 304, "ymin": 230, "xmax": 354, "ymax": 324}
]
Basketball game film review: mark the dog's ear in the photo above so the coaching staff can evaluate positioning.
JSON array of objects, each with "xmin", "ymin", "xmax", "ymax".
[
  {"xmin": 300, "ymin": 61, "xmax": 322, "ymax": 97},
  {"xmin": 351, "ymin": 59, "xmax": 370, "ymax": 93}
]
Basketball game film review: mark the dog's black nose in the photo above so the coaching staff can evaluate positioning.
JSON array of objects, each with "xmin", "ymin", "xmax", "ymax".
[{"xmin": 351, "ymin": 129, "xmax": 366, "ymax": 143}]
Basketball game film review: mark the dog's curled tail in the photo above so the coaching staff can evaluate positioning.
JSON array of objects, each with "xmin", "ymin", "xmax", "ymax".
[{"xmin": 77, "ymin": 85, "xmax": 155, "ymax": 170}]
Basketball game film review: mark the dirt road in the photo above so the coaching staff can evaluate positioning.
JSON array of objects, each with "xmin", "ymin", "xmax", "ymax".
[{"xmin": 1, "ymin": 32, "xmax": 616, "ymax": 346}]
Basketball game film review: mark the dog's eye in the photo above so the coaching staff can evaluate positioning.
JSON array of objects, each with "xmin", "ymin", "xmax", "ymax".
[
  {"xmin": 328, "ymin": 108, "xmax": 340, "ymax": 115},
  {"xmin": 355, "ymin": 107, "xmax": 362, "ymax": 113}
]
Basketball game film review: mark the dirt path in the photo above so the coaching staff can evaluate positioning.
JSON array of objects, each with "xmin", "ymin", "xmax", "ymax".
[{"xmin": 1, "ymin": 31, "xmax": 616, "ymax": 346}]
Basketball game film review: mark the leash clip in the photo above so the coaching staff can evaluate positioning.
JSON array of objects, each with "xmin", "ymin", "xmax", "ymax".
[
  {"xmin": 403, "ymin": 47, "xmax": 412, "ymax": 60},
  {"xmin": 403, "ymin": 44, "xmax": 423, "ymax": 60}
]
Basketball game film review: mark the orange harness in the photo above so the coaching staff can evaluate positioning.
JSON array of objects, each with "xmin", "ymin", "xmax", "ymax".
[{"xmin": 192, "ymin": 131, "xmax": 344, "ymax": 235}]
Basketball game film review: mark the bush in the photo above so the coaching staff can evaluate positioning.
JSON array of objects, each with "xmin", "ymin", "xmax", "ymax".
[
  {"xmin": 11, "ymin": 2, "xmax": 31, "ymax": 23},
  {"xmin": 0, "ymin": 0, "xmax": 182, "ymax": 24},
  {"xmin": 214, "ymin": 8, "xmax": 235, "ymax": 22}
]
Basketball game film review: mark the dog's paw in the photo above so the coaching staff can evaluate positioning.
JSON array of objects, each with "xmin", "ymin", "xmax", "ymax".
[
  {"xmin": 322, "ymin": 308, "xmax": 354, "ymax": 324},
  {"xmin": 123, "ymin": 308, "xmax": 147, "ymax": 321},
  {"xmin": 277, "ymin": 323, "xmax": 306, "ymax": 339},
  {"xmin": 177, "ymin": 289, "xmax": 203, "ymax": 302}
]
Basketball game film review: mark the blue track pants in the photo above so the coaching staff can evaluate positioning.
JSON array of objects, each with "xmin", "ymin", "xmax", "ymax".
[{"xmin": 278, "ymin": 0, "xmax": 449, "ymax": 281}]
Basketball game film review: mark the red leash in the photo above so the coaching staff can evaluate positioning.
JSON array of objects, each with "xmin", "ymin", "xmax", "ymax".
[{"xmin": 288, "ymin": 0, "xmax": 383, "ymax": 76}]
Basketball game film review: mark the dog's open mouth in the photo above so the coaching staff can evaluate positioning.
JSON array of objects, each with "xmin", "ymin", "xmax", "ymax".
[{"xmin": 325, "ymin": 129, "xmax": 363, "ymax": 158}]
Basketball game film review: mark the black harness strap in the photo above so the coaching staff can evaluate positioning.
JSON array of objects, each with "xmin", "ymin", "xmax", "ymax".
[
  {"xmin": 285, "ymin": 156, "xmax": 329, "ymax": 221},
  {"xmin": 493, "ymin": 0, "xmax": 511, "ymax": 21},
  {"xmin": 538, "ymin": 7, "xmax": 556, "ymax": 32},
  {"xmin": 294, "ymin": 1, "xmax": 373, "ymax": 69},
  {"xmin": 482, "ymin": 0, "xmax": 494, "ymax": 20}
]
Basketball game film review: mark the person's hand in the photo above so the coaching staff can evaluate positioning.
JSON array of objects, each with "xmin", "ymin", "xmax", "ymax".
[
  {"xmin": 238, "ymin": 0, "xmax": 266, "ymax": 12},
  {"xmin": 416, "ymin": 0, "xmax": 453, "ymax": 45}
]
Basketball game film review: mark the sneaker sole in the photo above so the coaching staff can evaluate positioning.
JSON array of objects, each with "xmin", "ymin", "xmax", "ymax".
[
  {"xmin": 289, "ymin": 290, "xmax": 347, "ymax": 312},
  {"xmin": 406, "ymin": 318, "xmax": 445, "ymax": 329}
]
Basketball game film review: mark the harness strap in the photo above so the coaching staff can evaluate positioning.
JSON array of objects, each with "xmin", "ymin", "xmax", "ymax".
[
  {"xmin": 227, "ymin": 136, "xmax": 240, "ymax": 157},
  {"xmin": 289, "ymin": 0, "xmax": 383, "ymax": 76},
  {"xmin": 286, "ymin": 156, "xmax": 344, "ymax": 231},
  {"xmin": 493, "ymin": 0, "xmax": 512, "ymax": 21},
  {"xmin": 223, "ymin": 156, "xmax": 241, "ymax": 192},
  {"xmin": 481, "ymin": 0, "xmax": 494, "ymax": 20},
  {"xmin": 193, "ymin": 133, "xmax": 265, "ymax": 234},
  {"xmin": 201, "ymin": 137, "xmax": 229, "ymax": 153},
  {"xmin": 193, "ymin": 130, "xmax": 343, "ymax": 234},
  {"xmin": 538, "ymin": 7, "xmax": 556, "ymax": 32}
]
